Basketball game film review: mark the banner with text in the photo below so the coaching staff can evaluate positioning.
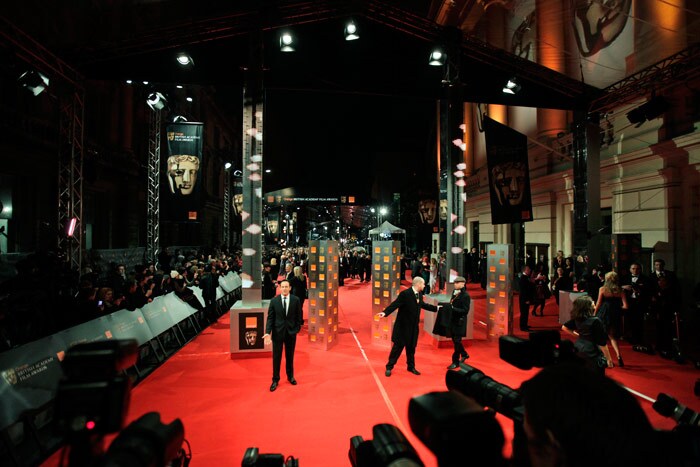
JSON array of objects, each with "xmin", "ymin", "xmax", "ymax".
[{"xmin": 165, "ymin": 122, "xmax": 204, "ymax": 222}]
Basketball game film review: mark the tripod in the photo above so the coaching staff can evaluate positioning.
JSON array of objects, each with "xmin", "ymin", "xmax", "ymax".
[{"xmin": 670, "ymin": 309, "xmax": 685, "ymax": 364}]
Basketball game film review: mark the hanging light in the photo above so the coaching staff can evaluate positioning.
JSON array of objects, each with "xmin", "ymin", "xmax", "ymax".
[
  {"xmin": 344, "ymin": 20, "xmax": 359, "ymax": 41},
  {"xmin": 502, "ymin": 77, "xmax": 521, "ymax": 94},
  {"xmin": 18, "ymin": 70, "xmax": 49, "ymax": 96},
  {"xmin": 280, "ymin": 31, "xmax": 296, "ymax": 52},
  {"xmin": 429, "ymin": 49, "xmax": 445, "ymax": 66},
  {"xmin": 176, "ymin": 53, "xmax": 194, "ymax": 66},
  {"xmin": 146, "ymin": 92, "xmax": 167, "ymax": 111}
]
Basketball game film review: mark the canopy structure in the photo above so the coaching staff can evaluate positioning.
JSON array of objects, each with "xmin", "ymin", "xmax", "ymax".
[
  {"xmin": 369, "ymin": 221, "xmax": 406, "ymax": 236},
  {"xmin": 369, "ymin": 221, "xmax": 406, "ymax": 251}
]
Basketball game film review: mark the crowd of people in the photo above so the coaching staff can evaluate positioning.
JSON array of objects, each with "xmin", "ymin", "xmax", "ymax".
[
  {"xmin": 517, "ymin": 250, "xmax": 691, "ymax": 370},
  {"xmin": 0, "ymin": 246, "xmax": 242, "ymax": 352}
]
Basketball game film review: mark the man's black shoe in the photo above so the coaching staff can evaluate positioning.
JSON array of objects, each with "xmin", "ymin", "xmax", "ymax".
[
  {"xmin": 447, "ymin": 363, "xmax": 459, "ymax": 370},
  {"xmin": 460, "ymin": 354, "xmax": 470, "ymax": 362},
  {"xmin": 288, "ymin": 377, "xmax": 297, "ymax": 385},
  {"xmin": 385, "ymin": 369, "xmax": 391, "ymax": 377},
  {"xmin": 270, "ymin": 381, "xmax": 278, "ymax": 392},
  {"xmin": 408, "ymin": 368, "xmax": 421, "ymax": 375}
]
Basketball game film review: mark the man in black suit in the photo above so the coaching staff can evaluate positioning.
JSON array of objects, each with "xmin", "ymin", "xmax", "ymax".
[
  {"xmin": 377, "ymin": 276, "xmax": 438, "ymax": 376},
  {"xmin": 622, "ymin": 262, "xmax": 650, "ymax": 346},
  {"xmin": 442, "ymin": 276, "xmax": 471, "ymax": 369},
  {"xmin": 263, "ymin": 280, "xmax": 303, "ymax": 392},
  {"xmin": 519, "ymin": 265, "xmax": 534, "ymax": 331}
]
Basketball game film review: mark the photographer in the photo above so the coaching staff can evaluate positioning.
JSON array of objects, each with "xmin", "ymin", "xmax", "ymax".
[{"xmin": 520, "ymin": 364, "xmax": 662, "ymax": 467}]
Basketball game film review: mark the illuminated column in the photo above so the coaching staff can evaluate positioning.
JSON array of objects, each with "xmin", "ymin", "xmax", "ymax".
[
  {"xmin": 486, "ymin": 244, "xmax": 514, "ymax": 338},
  {"xmin": 240, "ymin": 32, "xmax": 264, "ymax": 306},
  {"xmin": 307, "ymin": 240, "xmax": 339, "ymax": 350},
  {"xmin": 536, "ymin": 0, "xmax": 567, "ymax": 141},
  {"xmin": 371, "ymin": 241, "xmax": 402, "ymax": 348}
]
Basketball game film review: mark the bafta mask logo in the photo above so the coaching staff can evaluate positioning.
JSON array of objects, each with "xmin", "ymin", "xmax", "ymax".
[
  {"xmin": 571, "ymin": 0, "xmax": 632, "ymax": 57},
  {"xmin": 439, "ymin": 199, "xmax": 447, "ymax": 221},
  {"xmin": 267, "ymin": 219, "xmax": 279, "ymax": 236},
  {"xmin": 167, "ymin": 155, "xmax": 200, "ymax": 196},
  {"xmin": 232, "ymin": 194, "xmax": 243, "ymax": 217},
  {"xmin": 2, "ymin": 369, "xmax": 18, "ymax": 385},
  {"xmin": 418, "ymin": 199, "xmax": 437, "ymax": 224},
  {"xmin": 244, "ymin": 330, "xmax": 258, "ymax": 346},
  {"xmin": 492, "ymin": 162, "xmax": 526, "ymax": 207}
]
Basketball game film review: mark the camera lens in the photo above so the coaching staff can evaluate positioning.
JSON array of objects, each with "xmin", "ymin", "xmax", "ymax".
[{"xmin": 446, "ymin": 364, "xmax": 523, "ymax": 423}]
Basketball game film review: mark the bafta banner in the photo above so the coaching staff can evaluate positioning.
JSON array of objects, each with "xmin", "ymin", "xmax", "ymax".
[
  {"xmin": 484, "ymin": 116, "xmax": 533, "ymax": 224},
  {"xmin": 165, "ymin": 122, "xmax": 204, "ymax": 221}
]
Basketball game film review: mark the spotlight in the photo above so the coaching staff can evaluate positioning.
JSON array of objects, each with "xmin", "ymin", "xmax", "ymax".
[
  {"xmin": 224, "ymin": 162, "xmax": 232, "ymax": 170},
  {"xmin": 18, "ymin": 70, "xmax": 49, "ymax": 96},
  {"xmin": 176, "ymin": 53, "xmax": 194, "ymax": 66},
  {"xmin": 280, "ymin": 31, "xmax": 296, "ymax": 52},
  {"xmin": 626, "ymin": 96, "xmax": 670, "ymax": 127},
  {"xmin": 429, "ymin": 49, "xmax": 445, "ymax": 66},
  {"xmin": 344, "ymin": 21, "xmax": 359, "ymax": 41},
  {"xmin": 125, "ymin": 80, "xmax": 133, "ymax": 84},
  {"xmin": 186, "ymin": 96, "xmax": 193, "ymax": 102},
  {"xmin": 176, "ymin": 85, "xmax": 183, "ymax": 89},
  {"xmin": 146, "ymin": 91, "xmax": 167, "ymax": 111},
  {"xmin": 502, "ymin": 77, "xmax": 521, "ymax": 94}
]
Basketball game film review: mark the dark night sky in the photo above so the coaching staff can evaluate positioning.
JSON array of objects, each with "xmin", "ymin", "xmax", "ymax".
[{"xmin": 264, "ymin": 88, "xmax": 436, "ymax": 203}]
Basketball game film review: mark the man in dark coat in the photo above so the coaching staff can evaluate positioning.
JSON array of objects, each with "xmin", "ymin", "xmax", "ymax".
[
  {"xmin": 519, "ymin": 265, "xmax": 534, "ymax": 331},
  {"xmin": 437, "ymin": 276, "xmax": 471, "ymax": 369},
  {"xmin": 377, "ymin": 276, "xmax": 438, "ymax": 376},
  {"xmin": 621, "ymin": 262, "xmax": 651, "ymax": 346},
  {"xmin": 263, "ymin": 280, "xmax": 303, "ymax": 392},
  {"xmin": 199, "ymin": 263, "xmax": 218, "ymax": 321}
]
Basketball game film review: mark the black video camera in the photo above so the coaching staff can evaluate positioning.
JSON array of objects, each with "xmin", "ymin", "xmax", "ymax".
[
  {"xmin": 242, "ymin": 447, "xmax": 299, "ymax": 466},
  {"xmin": 499, "ymin": 331, "xmax": 576, "ymax": 370},
  {"xmin": 348, "ymin": 424, "xmax": 423, "ymax": 467},
  {"xmin": 54, "ymin": 340, "xmax": 188, "ymax": 467}
]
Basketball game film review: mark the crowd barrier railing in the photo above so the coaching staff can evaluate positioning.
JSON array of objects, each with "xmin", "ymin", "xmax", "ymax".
[{"xmin": 0, "ymin": 271, "xmax": 242, "ymax": 466}]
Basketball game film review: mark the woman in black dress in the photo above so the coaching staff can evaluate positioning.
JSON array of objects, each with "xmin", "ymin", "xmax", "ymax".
[
  {"xmin": 562, "ymin": 295, "xmax": 608, "ymax": 375},
  {"xmin": 594, "ymin": 271, "xmax": 628, "ymax": 368},
  {"xmin": 289, "ymin": 265, "xmax": 307, "ymax": 318}
]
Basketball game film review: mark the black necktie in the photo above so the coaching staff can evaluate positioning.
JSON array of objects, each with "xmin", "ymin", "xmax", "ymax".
[{"xmin": 283, "ymin": 296, "xmax": 287, "ymax": 315}]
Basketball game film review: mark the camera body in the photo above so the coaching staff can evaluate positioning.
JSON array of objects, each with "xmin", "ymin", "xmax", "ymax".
[
  {"xmin": 242, "ymin": 447, "xmax": 298, "ymax": 467},
  {"xmin": 54, "ymin": 340, "xmax": 187, "ymax": 467}
]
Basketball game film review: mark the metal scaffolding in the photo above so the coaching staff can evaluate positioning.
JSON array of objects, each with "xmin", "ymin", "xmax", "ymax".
[
  {"xmin": 223, "ymin": 168, "xmax": 231, "ymax": 248},
  {"xmin": 1, "ymin": 16, "xmax": 86, "ymax": 271},
  {"xmin": 57, "ymin": 91, "xmax": 85, "ymax": 272},
  {"xmin": 146, "ymin": 108, "xmax": 162, "ymax": 266}
]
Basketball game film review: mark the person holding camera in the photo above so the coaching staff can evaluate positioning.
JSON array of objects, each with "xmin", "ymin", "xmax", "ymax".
[
  {"xmin": 520, "ymin": 363, "xmax": 661, "ymax": 467},
  {"xmin": 562, "ymin": 296, "xmax": 608, "ymax": 375},
  {"xmin": 377, "ymin": 276, "xmax": 438, "ymax": 376}
]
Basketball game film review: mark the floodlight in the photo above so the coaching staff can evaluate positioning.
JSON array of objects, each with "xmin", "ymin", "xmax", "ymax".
[
  {"xmin": 176, "ymin": 53, "xmax": 194, "ymax": 66},
  {"xmin": 280, "ymin": 31, "xmax": 296, "ymax": 52},
  {"xmin": 18, "ymin": 70, "xmax": 49, "ymax": 96},
  {"xmin": 429, "ymin": 49, "xmax": 445, "ymax": 66},
  {"xmin": 502, "ymin": 77, "xmax": 521, "ymax": 94},
  {"xmin": 344, "ymin": 21, "xmax": 359, "ymax": 41},
  {"xmin": 146, "ymin": 92, "xmax": 167, "ymax": 111},
  {"xmin": 626, "ymin": 96, "xmax": 670, "ymax": 127}
]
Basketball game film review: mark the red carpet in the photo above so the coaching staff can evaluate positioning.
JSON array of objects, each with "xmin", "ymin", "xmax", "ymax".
[{"xmin": 44, "ymin": 276, "xmax": 699, "ymax": 466}]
